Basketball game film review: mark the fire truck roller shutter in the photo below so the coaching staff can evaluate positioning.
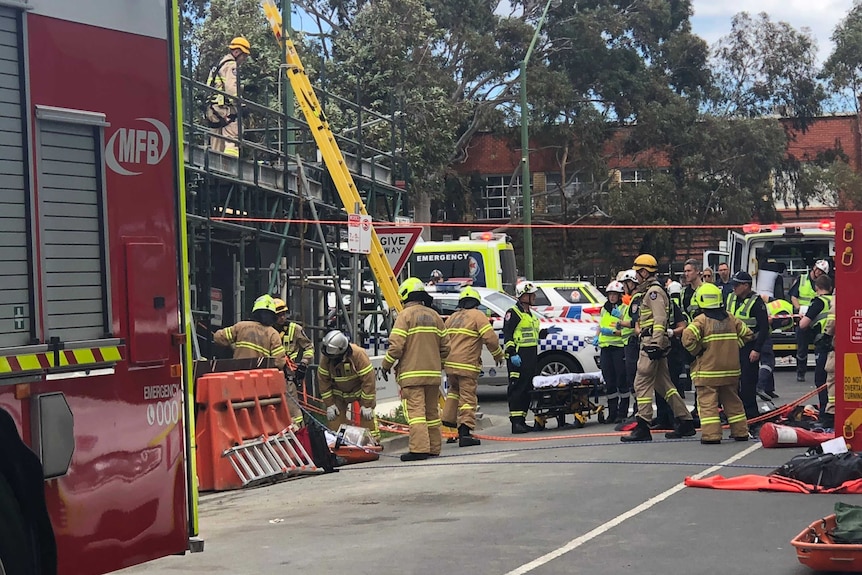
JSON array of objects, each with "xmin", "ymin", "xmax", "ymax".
[
  {"xmin": 0, "ymin": 7, "xmax": 31, "ymax": 349},
  {"xmin": 36, "ymin": 115, "xmax": 111, "ymax": 342}
]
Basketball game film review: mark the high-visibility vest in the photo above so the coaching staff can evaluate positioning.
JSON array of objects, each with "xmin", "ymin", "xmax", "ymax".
[
  {"xmin": 511, "ymin": 307, "xmax": 539, "ymax": 349},
  {"xmin": 620, "ymin": 292, "xmax": 643, "ymax": 342},
  {"xmin": 814, "ymin": 295, "xmax": 833, "ymax": 333},
  {"xmin": 727, "ymin": 292, "xmax": 759, "ymax": 332},
  {"xmin": 599, "ymin": 305, "xmax": 624, "ymax": 348},
  {"xmin": 766, "ymin": 298, "xmax": 794, "ymax": 333},
  {"xmin": 796, "ymin": 274, "xmax": 817, "ymax": 307}
]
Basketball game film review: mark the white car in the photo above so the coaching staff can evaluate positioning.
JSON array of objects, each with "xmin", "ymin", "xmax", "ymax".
[
  {"xmin": 530, "ymin": 281, "xmax": 606, "ymax": 320},
  {"xmin": 428, "ymin": 286, "xmax": 600, "ymax": 386}
]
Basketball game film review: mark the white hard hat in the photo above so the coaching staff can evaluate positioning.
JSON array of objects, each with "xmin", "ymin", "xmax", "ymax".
[
  {"xmin": 814, "ymin": 260, "xmax": 830, "ymax": 274},
  {"xmin": 322, "ymin": 330, "xmax": 350, "ymax": 357},
  {"xmin": 606, "ymin": 281, "xmax": 625, "ymax": 294},
  {"xmin": 515, "ymin": 281, "xmax": 538, "ymax": 298},
  {"xmin": 668, "ymin": 281, "xmax": 682, "ymax": 296},
  {"xmin": 620, "ymin": 269, "xmax": 638, "ymax": 283}
]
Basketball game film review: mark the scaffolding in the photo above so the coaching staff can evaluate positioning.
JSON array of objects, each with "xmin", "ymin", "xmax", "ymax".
[{"xmin": 179, "ymin": 22, "xmax": 408, "ymax": 364}]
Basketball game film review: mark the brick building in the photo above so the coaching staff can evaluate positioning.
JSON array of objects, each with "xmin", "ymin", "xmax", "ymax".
[{"xmin": 445, "ymin": 114, "xmax": 859, "ymax": 281}]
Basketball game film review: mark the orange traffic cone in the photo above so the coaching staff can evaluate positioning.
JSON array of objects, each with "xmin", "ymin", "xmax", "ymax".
[{"xmin": 759, "ymin": 422, "xmax": 833, "ymax": 449}]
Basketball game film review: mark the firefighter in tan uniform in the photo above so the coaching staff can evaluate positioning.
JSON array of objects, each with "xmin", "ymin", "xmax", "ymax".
[
  {"xmin": 382, "ymin": 278, "xmax": 450, "ymax": 462},
  {"xmin": 205, "ymin": 36, "xmax": 250, "ymax": 157},
  {"xmin": 273, "ymin": 298, "xmax": 312, "ymax": 427},
  {"xmin": 317, "ymin": 330, "xmax": 379, "ymax": 440},
  {"xmin": 682, "ymin": 283, "xmax": 754, "ymax": 444},
  {"xmin": 621, "ymin": 254, "xmax": 695, "ymax": 442},
  {"xmin": 213, "ymin": 294, "xmax": 285, "ymax": 369},
  {"xmin": 822, "ymin": 295, "xmax": 836, "ymax": 429},
  {"xmin": 441, "ymin": 287, "xmax": 504, "ymax": 447}
]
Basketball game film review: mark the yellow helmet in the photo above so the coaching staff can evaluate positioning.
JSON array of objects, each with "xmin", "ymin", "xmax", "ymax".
[
  {"xmin": 694, "ymin": 283, "xmax": 723, "ymax": 310},
  {"xmin": 632, "ymin": 254, "xmax": 658, "ymax": 273},
  {"xmin": 459, "ymin": 286, "xmax": 481, "ymax": 302},
  {"xmin": 272, "ymin": 298, "xmax": 288, "ymax": 314},
  {"xmin": 252, "ymin": 294, "xmax": 277, "ymax": 313},
  {"xmin": 228, "ymin": 36, "xmax": 251, "ymax": 55},
  {"xmin": 398, "ymin": 277, "xmax": 426, "ymax": 301}
]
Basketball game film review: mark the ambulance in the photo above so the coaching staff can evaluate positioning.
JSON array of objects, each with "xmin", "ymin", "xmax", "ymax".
[
  {"xmin": 704, "ymin": 220, "xmax": 836, "ymax": 357},
  {"xmin": 407, "ymin": 232, "xmax": 519, "ymax": 295}
]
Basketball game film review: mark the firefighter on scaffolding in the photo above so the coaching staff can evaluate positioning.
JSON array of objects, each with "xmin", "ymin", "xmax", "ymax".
[
  {"xmin": 317, "ymin": 330, "xmax": 380, "ymax": 440},
  {"xmin": 205, "ymin": 36, "xmax": 250, "ymax": 157}
]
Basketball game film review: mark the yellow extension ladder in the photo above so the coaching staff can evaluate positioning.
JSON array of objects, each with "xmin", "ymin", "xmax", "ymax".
[{"xmin": 260, "ymin": 0, "xmax": 403, "ymax": 312}]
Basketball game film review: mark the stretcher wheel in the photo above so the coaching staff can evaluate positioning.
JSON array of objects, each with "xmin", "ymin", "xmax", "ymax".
[
  {"xmin": 574, "ymin": 413, "xmax": 586, "ymax": 428},
  {"xmin": 597, "ymin": 410, "xmax": 606, "ymax": 424},
  {"xmin": 534, "ymin": 415, "xmax": 546, "ymax": 431}
]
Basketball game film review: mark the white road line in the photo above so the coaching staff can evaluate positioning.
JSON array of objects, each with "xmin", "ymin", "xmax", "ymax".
[{"xmin": 502, "ymin": 442, "xmax": 762, "ymax": 575}]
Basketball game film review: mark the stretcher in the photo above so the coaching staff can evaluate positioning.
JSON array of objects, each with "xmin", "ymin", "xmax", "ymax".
[{"xmin": 530, "ymin": 372, "xmax": 605, "ymax": 429}]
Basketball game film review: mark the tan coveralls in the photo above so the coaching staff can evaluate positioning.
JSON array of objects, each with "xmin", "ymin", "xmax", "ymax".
[
  {"xmin": 682, "ymin": 312, "xmax": 753, "ymax": 441},
  {"xmin": 382, "ymin": 302, "xmax": 450, "ymax": 455},
  {"xmin": 213, "ymin": 321, "xmax": 285, "ymax": 368},
  {"xmin": 318, "ymin": 344, "xmax": 379, "ymax": 438},
  {"xmin": 280, "ymin": 321, "xmax": 314, "ymax": 426},
  {"xmin": 442, "ymin": 308, "xmax": 503, "ymax": 429},
  {"xmin": 824, "ymin": 296, "xmax": 836, "ymax": 416},
  {"xmin": 208, "ymin": 53, "xmax": 240, "ymax": 157},
  {"xmin": 633, "ymin": 278, "xmax": 692, "ymax": 424}
]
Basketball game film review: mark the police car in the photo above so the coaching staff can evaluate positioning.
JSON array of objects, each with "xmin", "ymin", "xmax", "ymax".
[
  {"xmin": 529, "ymin": 281, "xmax": 606, "ymax": 320},
  {"xmin": 428, "ymin": 284, "xmax": 600, "ymax": 386}
]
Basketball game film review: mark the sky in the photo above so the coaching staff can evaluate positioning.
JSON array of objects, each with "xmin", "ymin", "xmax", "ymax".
[{"xmin": 691, "ymin": 0, "xmax": 855, "ymax": 62}]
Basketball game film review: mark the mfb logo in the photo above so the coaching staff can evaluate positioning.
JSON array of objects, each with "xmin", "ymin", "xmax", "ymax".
[{"xmin": 105, "ymin": 118, "xmax": 171, "ymax": 176}]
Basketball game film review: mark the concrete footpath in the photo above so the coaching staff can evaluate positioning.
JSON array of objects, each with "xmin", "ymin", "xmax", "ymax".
[{"xmin": 119, "ymin": 371, "xmax": 841, "ymax": 575}]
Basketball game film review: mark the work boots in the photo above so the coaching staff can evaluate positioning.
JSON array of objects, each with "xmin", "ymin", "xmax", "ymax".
[
  {"xmin": 620, "ymin": 417, "xmax": 652, "ymax": 442},
  {"xmin": 617, "ymin": 397, "xmax": 630, "ymax": 423},
  {"xmin": 606, "ymin": 397, "xmax": 619, "ymax": 425},
  {"xmin": 458, "ymin": 424, "xmax": 481, "ymax": 447},
  {"xmin": 511, "ymin": 418, "xmax": 532, "ymax": 434},
  {"xmin": 664, "ymin": 417, "xmax": 696, "ymax": 439},
  {"xmin": 400, "ymin": 452, "xmax": 431, "ymax": 462}
]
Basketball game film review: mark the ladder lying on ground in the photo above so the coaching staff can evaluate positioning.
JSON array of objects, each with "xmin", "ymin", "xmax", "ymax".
[
  {"xmin": 260, "ymin": 0, "xmax": 403, "ymax": 312},
  {"xmin": 224, "ymin": 426, "xmax": 320, "ymax": 486}
]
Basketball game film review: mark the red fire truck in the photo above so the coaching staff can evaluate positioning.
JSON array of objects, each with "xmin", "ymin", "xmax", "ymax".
[{"xmin": 0, "ymin": 1, "xmax": 198, "ymax": 574}]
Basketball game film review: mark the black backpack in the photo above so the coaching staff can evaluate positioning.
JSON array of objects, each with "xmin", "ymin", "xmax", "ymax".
[{"xmin": 773, "ymin": 451, "xmax": 862, "ymax": 489}]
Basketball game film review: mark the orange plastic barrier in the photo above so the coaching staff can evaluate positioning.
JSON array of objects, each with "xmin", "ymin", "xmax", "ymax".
[{"xmin": 195, "ymin": 369, "xmax": 296, "ymax": 491}]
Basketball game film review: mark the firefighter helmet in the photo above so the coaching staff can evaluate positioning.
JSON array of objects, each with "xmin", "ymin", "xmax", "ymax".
[
  {"xmin": 632, "ymin": 254, "xmax": 658, "ymax": 273},
  {"xmin": 398, "ymin": 277, "xmax": 427, "ymax": 301},
  {"xmin": 273, "ymin": 298, "xmax": 288, "ymax": 314},
  {"xmin": 814, "ymin": 259, "xmax": 830, "ymax": 274},
  {"xmin": 228, "ymin": 36, "xmax": 251, "ymax": 55},
  {"xmin": 667, "ymin": 281, "xmax": 682, "ymax": 296},
  {"xmin": 694, "ymin": 283, "xmax": 723, "ymax": 310},
  {"xmin": 321, "ymin": 330, "xmax": 350, "ymax": 357},
  {"xmin": 252, "ymin": 294, "xmax": 277, "ymax": 313},
  {"xmin": 430, "ymin": 269, "xmax": 444, "ymax": 281},
  {"xmin": 515, "ymin": 281, "xmax": 538, "ymax": 298},
  {"xmin": 620, "ymin": 269, "xmax": 638, "ymax": 283},
  {"xmin": 605, "ymin": 281, "xmax": 625, "ymax": 294},
  {"xmin": 459, "ymin": 286, "xmax": 481, "ymax": 302}
]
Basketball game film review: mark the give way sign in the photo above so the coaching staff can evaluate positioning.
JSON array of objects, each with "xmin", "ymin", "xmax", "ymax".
[{"xmin": 376, "ymin": 226, "xmax": 423, "ymax": 276}]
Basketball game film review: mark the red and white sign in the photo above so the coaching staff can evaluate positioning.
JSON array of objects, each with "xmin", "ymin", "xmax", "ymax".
[
  {"xmin": 348, "ymin": 214, "xmax": 372, "ymax": 254},
  {"xmin": 376, "ymin": 225, "xmax": 423, "ymax": 276}
]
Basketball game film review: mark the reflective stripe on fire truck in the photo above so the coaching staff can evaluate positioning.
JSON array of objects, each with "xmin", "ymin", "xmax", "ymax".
[{"xmin": 0, "ymin": 344, "xmax": 124, "ymax": 375}]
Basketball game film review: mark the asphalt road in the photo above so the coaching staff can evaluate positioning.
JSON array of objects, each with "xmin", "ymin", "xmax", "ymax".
[{"xmin": 117, "ymin": 366, "xmax": 842, "ymax": 575}]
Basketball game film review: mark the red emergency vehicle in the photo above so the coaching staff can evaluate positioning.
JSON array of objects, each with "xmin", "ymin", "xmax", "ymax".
[{"xmin": 0, "ymin": 2, "xmax": 197, "ymax": 574}]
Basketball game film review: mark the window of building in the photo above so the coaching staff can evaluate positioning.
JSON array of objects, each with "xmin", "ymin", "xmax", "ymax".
[{"xmin": 480, "ymin": 175, "xmax": 520, "ymax": 220}]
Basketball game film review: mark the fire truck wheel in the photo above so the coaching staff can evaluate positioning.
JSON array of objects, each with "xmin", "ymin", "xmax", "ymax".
[{"xmin": 0, "ymin": 473, "xmax": 36, "ymax": 575}]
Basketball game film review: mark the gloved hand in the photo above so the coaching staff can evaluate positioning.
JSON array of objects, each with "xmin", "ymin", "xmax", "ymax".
[
  {"xmin": 615, "ymin": 321, "xmax": 624, "ymax": 330},
  {"xmin": 611, "ymin": 307, "xmax": 623, "ymax": 318},
  {"xmin": 380, "ymin": 367, "xmax": 389, "ymax": 381},
  {"xmin": 643, "ymin": 346, "xmax": 665, "ymax": 360},
  {"xmin": 326, "ymin": 405, "xmax": 340, "ymax": 421},
  {"xmin": 591, "ymin": 336, "xmax": 599, "ymax": 347},
  {"xmin": 295, "ymin": 362, "xmax": 308, "ymax": 380},
  {"xmin": 547, "ymin": 326, "xmax": 563, "ymax": 334},
  {"xmin": 495, "ymin": 356, "xmax": 504, "ymax": 367},
  {"xmin": 360, "ymin": 406, "xmax": 375, "ymax": 420},
  {"xmin": 600, "ymin": 327, "xmax": 615, "ymax": 336},
  {"xmin": 509, "ymin": 355, "xmax": 522, "ymax": 367}
]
